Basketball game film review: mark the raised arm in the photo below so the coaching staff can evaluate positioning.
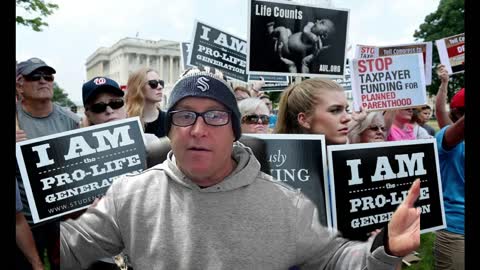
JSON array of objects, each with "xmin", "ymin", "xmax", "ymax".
[
  {"xmin": 60, "ymin": 185, "xmax": 125, "ymax": 269},
  {"xmin": 250, "ymin": 77, "xmax": 266, "ymax": 98},
  {"xmin": 442, "ymin": 115, "xmax": 464, "ymax": 149},
  {"xmin": 295, "ymin": 192, "xmax": 408, "ymax": 269},
  {"xmin": 383, "ymin": 110, "xmax": 396, "ymax": 138},
  {"xmin": 435, "ymin": 64, "xmax": 453, "ymax": 128}
]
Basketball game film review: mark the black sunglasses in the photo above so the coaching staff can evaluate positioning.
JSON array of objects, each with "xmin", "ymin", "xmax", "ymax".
[
  {"xmin": 242, "ymin": 114, "xmax": 270, "ymax": 125},
  {"xmin": 24, "ymin": 73, "xmax": 54, "ymax": 82},
  {"xmin": 368, "ymin": 125, "xmax": 386, "ymax": 132},
  {"xmin": 87, "ymin": 99, "xmax": 124, "ymax": 113},
  {"xmin": 147, "ymin": 79, "xmax": 164, "ymax": 89}
]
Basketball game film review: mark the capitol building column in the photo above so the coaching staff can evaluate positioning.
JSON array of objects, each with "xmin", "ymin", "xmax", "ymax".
[
  {"xmin": 169, "ymin": 56, "xmax": 174, "ymax": 84},
  {"xmin": 159, "ymin": 55, "xmax": 164, "ymax": 80}
]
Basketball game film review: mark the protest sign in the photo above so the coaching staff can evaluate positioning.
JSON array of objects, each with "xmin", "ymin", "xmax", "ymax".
[
  {"xmin": 436, "ymin": 33, "xmax": 465, "ymax": 74},
  {"xmin": 243, "ymin": 134, "xmax": 330, "ymax": 227},
  {"xmin": 330, "ymin": 63, "xmax": 351, "ymax": 90},
  {"xmin": 248, "ymin": 74, "xmax": 289, "ymax": 91},
  {"xmin": 355, "ymin": 42, "xmax": 433, "ymax": 85},
  {"xmin": 16, "ymin": 118, "xmax": 147, "ymax": 224},
  {"xmin": 351, "ymin": 54, "xmax": 427, "ymax": 112},
  {"xmin": 327, "ymin": 139, "xmax": 445, "ymax": 241},
  {"xmin": 188, "ymin": 20, "xmax": 247, "ymax": 82},
  {"xmin": 247, "ymin": 0, "xmax": 349, "ymax": 78},
  {"xmin": 180, "ymin": 41, "xmax": 193, "ymax": 71}
]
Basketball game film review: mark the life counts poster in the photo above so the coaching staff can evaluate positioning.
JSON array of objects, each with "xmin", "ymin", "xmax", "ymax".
[{"xmin": 248, "ymin": 0, "xmax": 349, "ymax": 78}]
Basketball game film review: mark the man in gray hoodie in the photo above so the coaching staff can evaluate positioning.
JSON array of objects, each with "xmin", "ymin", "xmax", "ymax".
[{"xmin": 61, "ymin": 66, "xmax": 421, "ymax": 270}]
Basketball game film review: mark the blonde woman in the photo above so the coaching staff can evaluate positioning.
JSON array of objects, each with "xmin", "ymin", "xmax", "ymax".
[
  {"xmin": 275, "ymin": 78, "xmax": 351, "ymax": 145},
  {"xmin": 126, "ymin": 67, "xmax": 167, "ymax": 137}
]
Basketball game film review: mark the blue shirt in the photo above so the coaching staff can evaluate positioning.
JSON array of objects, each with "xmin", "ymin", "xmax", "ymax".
[
  {"xmin": 436, "ymin": 126, "xmax": 464, "ymax": 234},
  {"xmin": 268, "ymin": 114, "xmax": 277, "ymax": 129}
]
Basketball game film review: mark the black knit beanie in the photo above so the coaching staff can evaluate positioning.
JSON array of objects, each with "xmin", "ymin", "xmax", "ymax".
[{"xmin": 165, "ymin": 66, "xmax": 241, "ymax": 141}]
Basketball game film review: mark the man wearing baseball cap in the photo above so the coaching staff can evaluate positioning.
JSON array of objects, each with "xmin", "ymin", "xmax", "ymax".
[
  {"xmin": 61, "ymin": 66, "xmax": 421, "ymax": 269},
  {"xmin": 434, "ymin": 64, "xmax": 465, "ymax": 270},
  {"xmin": 16, "ymin": 57, "xmax": 80, "ymax": 137},
  {"xmin": 16, "ymin": 57, "xmax": 80, "ymax": 270}
]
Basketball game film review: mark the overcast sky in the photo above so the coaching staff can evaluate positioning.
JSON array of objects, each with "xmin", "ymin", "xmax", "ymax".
[{"xmin": 16, "ymin": 0, "xmax": 440, "ymax": 105}]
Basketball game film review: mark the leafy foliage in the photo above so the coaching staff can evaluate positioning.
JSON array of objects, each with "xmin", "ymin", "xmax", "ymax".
[
  {"xmin": 53, "ymin": 82, "xmax": 75, "ymax": 108},
  {"xmin": 16, "ymin": 0, "xmax": 59, "ymax": 32},
  {"xmin": 413, "ymin": 0, "xmax": 464, "ymax": 100}
]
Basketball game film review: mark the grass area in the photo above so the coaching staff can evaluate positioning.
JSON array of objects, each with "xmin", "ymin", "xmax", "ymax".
[
  {"xmin": 401, "ymin": 120, "xmax": 440, "ymax": 269},
  {"xmin": 427, "ymin": 120, "xmax": 440, "ymax": 132},
  {"xmin": 43, "ymin": 249, "xmax": 51, "ymax": 270},
  {"xmin": 403, "ymin": 233, "xmax": 435, "ymax": 269}
]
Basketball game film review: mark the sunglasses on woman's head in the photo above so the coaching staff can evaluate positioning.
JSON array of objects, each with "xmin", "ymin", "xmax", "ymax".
[
  {"xmin": 87, "ymin": 99, "xmax": 124, "ymax": 113},
  {"xmin": 242, "ymin": 114, "xmax": 270, "ymax": 125},
  {"xmin": 147, "ymin": 79, "xmax": 164, "ymax": 89}
]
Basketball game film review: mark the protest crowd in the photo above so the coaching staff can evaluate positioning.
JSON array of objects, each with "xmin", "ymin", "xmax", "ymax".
[{"xmin": 15, "ymin": 2, "xmax": 464, "ymax": 270}]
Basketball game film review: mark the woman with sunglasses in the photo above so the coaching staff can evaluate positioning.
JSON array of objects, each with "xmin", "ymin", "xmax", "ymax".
[
  {"xmin": 238, "ymin": 97, "xmax": 271, "ymax": 134},
  {"xmin": 81, "ymin": 76, "xmax": 154, "ymax": 270},
  {"xmin": 348, "ymin": 111, "xmax": 387, "ymax": 143},
  {"xmin": 126, "ymin": 67, "xmax": 167, "ymax": 138},
  {"xmin": 83, "ymin": 81, "xmax": 126, "ymax": 126}
]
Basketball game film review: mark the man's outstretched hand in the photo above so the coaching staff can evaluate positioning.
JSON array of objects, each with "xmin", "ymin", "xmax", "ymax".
[{"xmin": 387, "ymin": 179, "xmax": 421, "ymax": 257}]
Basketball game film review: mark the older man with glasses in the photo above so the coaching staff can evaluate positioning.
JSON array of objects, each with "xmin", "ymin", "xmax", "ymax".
[{"xmin": 16, "ymin": 57, "xmax": 80, "ymax": 270}]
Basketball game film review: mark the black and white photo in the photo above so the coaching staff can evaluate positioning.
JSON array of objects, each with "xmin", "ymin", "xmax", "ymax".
[{"xmin": 248, "ymin": 0, "xmax": 349, "ymax": 78}]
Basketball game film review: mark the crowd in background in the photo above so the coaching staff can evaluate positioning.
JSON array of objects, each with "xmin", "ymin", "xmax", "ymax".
[{"xmin": 15, "ymin": 57, "xmax": 464, "ymax": 270}]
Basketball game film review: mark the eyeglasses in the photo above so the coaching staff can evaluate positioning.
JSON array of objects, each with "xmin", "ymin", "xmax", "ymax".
[
  {"xmin": 24, "ymin": 73, "xmax": 54, "ymax": 82},
  {"xmin": 147, "ymin": 79, "xmax": 164, "ymax": 89},
  {"xmin": 87, "ymin": 99, "xmax": 124, "ymax": 113},
  {"xmin": 170, "ymin": 110, "xmax": 231, "ymax": 127},
  {"xmin": 242, "ymin": 114, "xmax": 270, "ymax": 125},
  {"xmin": 368, "ymin": 125, "xmax": 386, "ymax": 132}
]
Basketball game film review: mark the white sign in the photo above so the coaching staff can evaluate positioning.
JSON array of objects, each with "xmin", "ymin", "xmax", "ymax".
[{"xmin": 351, "ymin": 54, "xmax": 427, "ymax": 112}]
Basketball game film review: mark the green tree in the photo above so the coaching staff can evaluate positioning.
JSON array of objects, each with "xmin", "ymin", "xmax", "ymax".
[
  {"xmin": 53, "ymin": 82, "xmax": 76, "ymax": 108},
  {"xmin": 16, "ymin": 0, "xmax": 59, "ymax": 32},
  {"xmin": 413, "ymin": 0, "xmax": 464, "ymax": 101}
]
